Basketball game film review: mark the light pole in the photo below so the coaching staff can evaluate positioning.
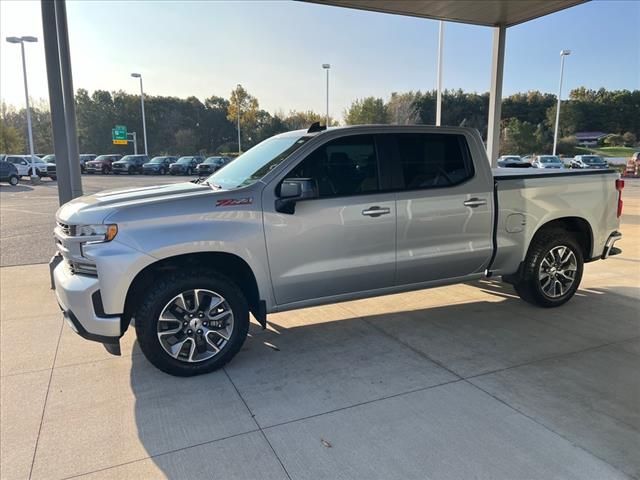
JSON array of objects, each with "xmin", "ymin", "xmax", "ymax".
[
  {"xmin": 236, "ymin": 83, "xmax": 242, "ymax": 154},
  {"xmin": 131, "ymin": 73, "xmax": 148, "ymax": 156},
  {"xmin": 553, "ymin": 49, "xmax": 571, "ymax": 155},
  {"xmin": 6, "ymin": 35, "xmax": 39, "ymax": 183},
  {"xmin": 322, "ymin": 64, "xmax": 330, "ymax": 127},
  {"xmin": 435, "ymin": 21, "xmax": 444, "ymax": 126}
]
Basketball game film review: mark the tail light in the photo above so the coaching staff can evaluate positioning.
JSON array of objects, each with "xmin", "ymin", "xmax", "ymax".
[{"xmin": 616, "ymin": 179, "xmax": 624, "ymax": 218}]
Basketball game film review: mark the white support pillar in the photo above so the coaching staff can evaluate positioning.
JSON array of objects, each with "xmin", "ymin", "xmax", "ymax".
[{"xmin": 486, "ymin": 24, "xmax": 506, "ymax": 168}]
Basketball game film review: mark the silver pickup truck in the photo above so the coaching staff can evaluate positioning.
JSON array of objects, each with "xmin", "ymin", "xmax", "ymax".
[{"xmin": 50, "ymin": 125, "xmax": 625, "ymax": 376}]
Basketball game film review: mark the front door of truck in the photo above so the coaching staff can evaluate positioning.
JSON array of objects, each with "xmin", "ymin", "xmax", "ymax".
[{"xmin": 263, "ymin": 134, "xmax": 397, "ymax": 306}]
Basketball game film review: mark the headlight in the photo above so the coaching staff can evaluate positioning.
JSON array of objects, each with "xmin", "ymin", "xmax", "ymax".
[{"xmin": 77, "ymin": 224, "xmax": 118, "ymax": 243}]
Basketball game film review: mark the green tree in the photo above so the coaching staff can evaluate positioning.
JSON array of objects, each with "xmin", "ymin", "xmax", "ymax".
[
  {"xmin": 387, "ymin": 92, "xmax": 420, "ymax": 125},
  {"xmin": 603, "ymin": 134, "xmax": 624, "ymax": 147},
  {"xmin": 500, "ymin": 118, "xmax": 544, "ymax": 155},
  {"xmin": 174, "ymin": 128, "xmax": 198, "ymax": 153},
  {"xmin": 0, "ymin": 120, "xmax": 24, "ymax": 152},
  {"xmin": 344, "ymin": 97, "xmax": 388, "ymax": 125}
]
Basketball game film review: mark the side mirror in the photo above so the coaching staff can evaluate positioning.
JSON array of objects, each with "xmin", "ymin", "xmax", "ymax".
[{"xmin": 276, "ymin": 178, "xmax": 318, "ymax": 214}]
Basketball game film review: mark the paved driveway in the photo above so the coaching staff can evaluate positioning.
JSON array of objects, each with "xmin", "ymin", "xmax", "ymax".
[{"xmin": 1, "ymin": 178, "xmax": 639, "ymax": 480}]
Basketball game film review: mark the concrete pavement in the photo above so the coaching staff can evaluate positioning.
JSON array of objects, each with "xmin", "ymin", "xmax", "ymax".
[{"xmin": 0, "ymin": 179, "xmax": 638, "ymax": 480}]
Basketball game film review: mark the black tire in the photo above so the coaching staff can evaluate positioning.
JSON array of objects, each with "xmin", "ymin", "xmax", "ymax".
[
  {"xmin": 9, "ymin": 175, "xmax": 19, "ymax": 186},
  {"xmin": 102, "ymin": 166, "xmax": 108, "ymax": 174},
  {"xmin": 186, "ymin": 167, "xmax": 192, "ymax": 176},
  {"xmin": 135, "ymin": 269, "xmax": 250, "ymax": 376},
  {"xmin": 513, "ymin": 229, "xmax": 584, "ymax": 308},
  {"xmin": 128, "ymin": 166, "xmax": 134, "ymax": 175},
  {"xmin": 159, "ymin": 168, "xmax": 166, "ymax": 175},
  {"xmin": 50, "ymin": 176, "xmax": 57, "ymax": 181}
]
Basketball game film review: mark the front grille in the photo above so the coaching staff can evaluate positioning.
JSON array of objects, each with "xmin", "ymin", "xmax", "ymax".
[
  {"xmin": 57, "ymin": 222, "xmax": 76, "ymax": 236},
  {"xmin": 47, "ymin": 165, "xmax": 56, "ymax": 172},
  {"xmin": 113, "ymin": 164, "xmax": 124, "ymax": 169},
  {"xmin": 69, "ymin": 261, "xmax": 98, "ymax": 276}
]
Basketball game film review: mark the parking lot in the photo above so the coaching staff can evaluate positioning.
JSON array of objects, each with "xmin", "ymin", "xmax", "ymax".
[{"xmin": 1, "ymin": 175, "xmax": 639, "ymax": 480}]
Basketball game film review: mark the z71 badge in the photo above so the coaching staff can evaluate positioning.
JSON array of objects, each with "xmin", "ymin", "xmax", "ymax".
[{"xmin": 216, "ymin": 198, "xmax": 253, "ymax": 207}]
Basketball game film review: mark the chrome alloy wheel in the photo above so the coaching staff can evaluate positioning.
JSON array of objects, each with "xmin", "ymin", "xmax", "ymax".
[
  {"xmin": 538, "ymin": 246, "xmax": 578, "ymax": 298},
  {"xmin": 157, "ymin": 289, "xmax": 234, "ymax": 363}
]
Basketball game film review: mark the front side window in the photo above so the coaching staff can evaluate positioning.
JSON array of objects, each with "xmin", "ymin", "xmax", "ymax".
[
  {"xmin": 395, "ymin": 133, "xmax": 474, "ymax": 189},
  {"xmin": 286, "ymin": 135, "xmax": 378, "ymax": 197}
]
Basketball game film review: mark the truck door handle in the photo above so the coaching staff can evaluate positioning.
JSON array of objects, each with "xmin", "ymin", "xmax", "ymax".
[
  {"xmin": 463, "ymin": 198, "xmax": 487, "ymax": 208},
  {"xmin": 362, "ymin": 206, "xmax": 391, "ymax": 217}
]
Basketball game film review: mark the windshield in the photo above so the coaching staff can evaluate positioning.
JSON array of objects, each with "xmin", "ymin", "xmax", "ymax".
[
  {"xmin": 119, "ymin": 156, "xmax": 136, "ymax": 162},
  {"xmin": 95, "ymin": 155, "xmax": 113, "ymax": 162},
  {"xmin": 177, "ymin": 157, "xmax": 194, "ymax": 164},
  {"xmin": 583, "ymin": 156, "xmax": 606, "ymax": 164},
  {"xmin": 204, "ymin": 157, "xmax": 223, "ymax": 164},
  {"xmin": 207, "ymin": 134, "xmax": 310, "ymax": 189},
  {"xmin": 540, "ymin": 156, "xmax": 561, "ymax": 164},
  {"xmin": 149, "ymin": 157, "xmax": 167, "ymax": 163},
  {"xmin": 42, "ymin": 155, "xmax": 55, "ymax": 163}
]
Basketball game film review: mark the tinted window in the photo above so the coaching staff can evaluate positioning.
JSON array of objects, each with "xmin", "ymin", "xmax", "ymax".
[
  {"xmin": 287, "ymin": 135, "xmax": 378, "ymax": 197},
  {"xmin": 395, "ymin": 133, "xmax": 473, "ymax": 189}
]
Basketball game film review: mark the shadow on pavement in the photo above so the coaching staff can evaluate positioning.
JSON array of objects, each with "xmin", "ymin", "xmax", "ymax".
[
  {"xmin": 0, "ymin": 184, "xmax": 34, "ymax": 192},
  {"xmin": 129, "ymin": 283, "xmax": 639, "ymax": 478}
]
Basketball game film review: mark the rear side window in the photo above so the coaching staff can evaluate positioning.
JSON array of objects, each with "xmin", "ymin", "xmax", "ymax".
[
  {"xmin": 394, "ymin": 133, "xmax": 474, "ymax": 189},
  {"xmin": 287, "ymin": 135, "xmax": 378, "ymax": 197}
]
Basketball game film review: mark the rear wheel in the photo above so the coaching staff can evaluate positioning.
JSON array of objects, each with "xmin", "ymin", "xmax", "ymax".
[
  {"xmin": 135, "ymin": 269, "xmax": 250, "ymax": 376},
  {"xmin": 102, "ymin": 166, "xmax": 108, "ymax": 174},
  {"xmin": 513, "ymin": 229, "xmax": 583, "ymax": 307},
  {"xmin": 159, "ymin": 167, "xmax": 166, "ymax": 175},
  {"xmin": 186, "ymin": 167, "xmax": 193, "ymax": 176},
  {"xmin": 9, "ymin": 175, "xmax": 19, "ymax": 186},
  {"xmin": 128, "ymin": 166, "xmax": 134, "ymax": 175}
]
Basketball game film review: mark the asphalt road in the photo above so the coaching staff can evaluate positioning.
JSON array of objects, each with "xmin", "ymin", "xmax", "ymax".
[
  {"xmin": 1, "ymin": 173, "xmax": 639, "ymax": 267},
  {"xmin": 0, "ymin": 174, "xmax": 186, "ymax": 267}
]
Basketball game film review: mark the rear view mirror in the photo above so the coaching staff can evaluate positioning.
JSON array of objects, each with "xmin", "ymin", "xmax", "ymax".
[{"xmin": 276, "ymin": 178, "xmax": 318, "ymax": 214}]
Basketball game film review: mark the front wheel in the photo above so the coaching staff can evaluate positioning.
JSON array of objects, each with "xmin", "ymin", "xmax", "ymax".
[
  {"xmin": 186, "ymin": 167, "xmax": 192, "ymax": 176},
  {"xmin": 9, "ymin": 175, "xmax": 19, "ymax": 186},
  {"xmin": 512, "ymin": 229, "xmax": 584, "ymax": 307},
  {"xmin": 159, "ymin": 167, "xmax": 166, "ymax": 175},
  {"xmin": 135, "ymin": 270, "xmax": 250, "ymax": 376}
]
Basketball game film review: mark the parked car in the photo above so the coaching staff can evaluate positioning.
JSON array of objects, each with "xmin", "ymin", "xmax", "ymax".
[
  {"xmin": 3, "ymin": 155, "xmax": 55, "ymax": 179},
  {"xmin": 497, "ymin": 155, "xmax": 531, "ymax": 168},
  {"xmin": 624, "ymin": 152, "xmax": 640, "ymax": 177},
  {"xmin": 51, "ymin": 125, "xmax": 624, "ymax": 376},
  {"xmin": 85, "ymin": 154, "xmax": 122, "ymax": 174},
  {"xmin": 169, "ymin": 156, "xmax": 204, "ymax": 175},
  {"xmin": 79, "ymin": 154, "xmax": 97, "ymax": 173},
  {"xmin": 531, "ymin": 155, "xmax": 565, "ymax": 169},
  {"xmin": 0, "ymin": 160, "xmax": 20, "ymax": 186},
  {"xmin": 112, "ymin": 154, "xmax": 149, "ymax": 174},
  {"xmin": 196, "ymin": 156, "xmax": 231, "ymax": 176},
  {"xmin": 142, "ymin": 156, "xmax": 177, "ymax": 175},
  {"xmin": 571, "ymin": 155, "xmax": 609, "ymax": 169}
]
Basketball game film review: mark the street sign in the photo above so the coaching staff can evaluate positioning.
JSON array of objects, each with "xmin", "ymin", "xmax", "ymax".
[{"xmin": 112, "ymin": 125, "xmax": 127, "ymax": 143}]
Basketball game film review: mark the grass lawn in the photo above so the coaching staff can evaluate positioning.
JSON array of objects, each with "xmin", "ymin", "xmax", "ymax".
[{"xmin": 576, "ymin": 146, "xmax": 638, "ymax": 158}]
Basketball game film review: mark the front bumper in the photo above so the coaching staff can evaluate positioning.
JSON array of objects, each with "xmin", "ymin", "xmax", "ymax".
[{"xmin": 50, "ymin": 253, "xmax": 123, "ymax": 355}]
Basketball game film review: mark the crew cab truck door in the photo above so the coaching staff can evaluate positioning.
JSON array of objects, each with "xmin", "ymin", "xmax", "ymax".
[
  {"xmin": 389, "ymin": 131, "xmax": 494, "ymax": 284},
  {"xmin": 263, "ymin": 134, "xmax": 396, "ymax": 306}
]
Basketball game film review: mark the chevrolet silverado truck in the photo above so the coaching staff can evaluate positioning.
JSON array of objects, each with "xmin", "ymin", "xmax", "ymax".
[{"xmin": 50, "ymin": 125, "xmax": 624, "ymax": 376}]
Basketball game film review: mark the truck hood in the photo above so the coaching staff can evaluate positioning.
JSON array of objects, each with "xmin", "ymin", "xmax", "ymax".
[{"xmin": 56, "ymin": 181, "xmax": 211, "ymax": 224}]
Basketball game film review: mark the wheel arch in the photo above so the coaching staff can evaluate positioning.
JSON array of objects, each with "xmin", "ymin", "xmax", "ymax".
[
  {"xmin": 529, "ymin": 216, "xmax": 593, "ymax": 261},
  {"xmin": 123, "ymin": 252, "xmax": 265, "ymax": 333}
]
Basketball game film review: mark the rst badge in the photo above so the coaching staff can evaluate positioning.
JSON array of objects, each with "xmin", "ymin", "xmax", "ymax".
[{"xmin": 216, "ymin": 198, "xmax": 253, "ymax": 207}]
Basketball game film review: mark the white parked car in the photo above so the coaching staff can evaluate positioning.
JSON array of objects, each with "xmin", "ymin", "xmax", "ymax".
[
  {"xmin": 3, "ymin": 155, "xmax": 56, "ymax": 179},
  {"xmin": 531, "ymin": 155, "xmax": 565, "ymax": 169}
]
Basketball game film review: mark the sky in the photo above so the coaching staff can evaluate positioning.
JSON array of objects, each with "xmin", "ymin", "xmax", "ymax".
[{"xmin": 1, "ymin": 0, "xmax": 639, "ymax": 121}]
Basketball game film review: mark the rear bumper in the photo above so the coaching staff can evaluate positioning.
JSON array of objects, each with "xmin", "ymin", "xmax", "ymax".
[
  {"xmin": 602, "ymin": 231, "xmax": 622, "ymax": 259},
  {"xmin": 49, "ymin": 254, "xmax": 122, "ymax": 354}
]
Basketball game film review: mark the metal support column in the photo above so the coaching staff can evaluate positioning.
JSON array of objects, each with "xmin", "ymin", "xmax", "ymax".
[
  {"xmin": 41, "ymin": 0, "xmax": 82, "ymax": 205},
  {"xmin": 486, "ymin": 24, "xmax": 506, "ymax": 167}
]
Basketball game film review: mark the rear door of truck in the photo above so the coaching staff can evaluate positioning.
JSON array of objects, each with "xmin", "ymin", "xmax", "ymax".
[{"xmin": 385, "ymin": 130, "xmax": 495, "ymax": 284}]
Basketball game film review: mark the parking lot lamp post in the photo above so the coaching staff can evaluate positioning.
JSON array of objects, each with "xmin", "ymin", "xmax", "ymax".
[
  {"xmin": 553, "ymin": 49, "xmax": 571, "ymax": 155},
  {"xmin": 131, "ymin": 73, "xmax": 148, "ymax": 156},
  {"xmin": 236, "ymin": 84, "xmax": 242, "ymax": 154},
  {"xmin": 6, "ymin": 36, "xmax": 39, "ymax": 183},
  {"xmin": 322, "ymin": 64, "xmax": 330, "ymax": 127}
]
